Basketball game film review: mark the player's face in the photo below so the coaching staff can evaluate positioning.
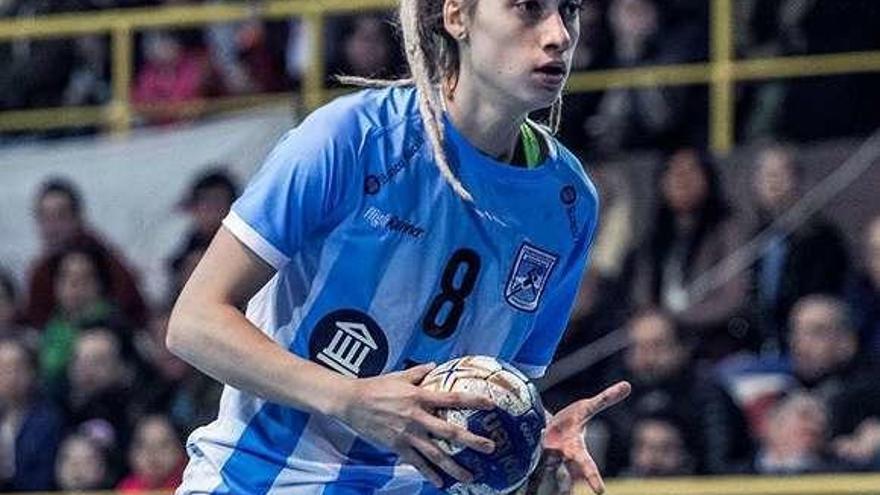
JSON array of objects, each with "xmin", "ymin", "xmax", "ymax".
[{"xmin": 461, "ymin": 0, "xmax": 582, "ymax": 111}]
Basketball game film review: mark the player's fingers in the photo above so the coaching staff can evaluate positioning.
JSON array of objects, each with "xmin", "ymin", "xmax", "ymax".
[
  {"xmin": 565, "ymin": 450, "xmax": 605, "ymax": 495},
  {"xmin": 415, "ymin": 409, "xmax": 495, "ymax": 454},
  {"xmin": 409, "ymin": 433, "xmax": 475, "ymax": 484},
  {"xmin": 398, "ymin": 447, "xmax": 444, "ymax": 488},
  {"xmin": 574, "ymin": 381, "xmax": 632, "ymax": 421},
  {"xmin": 422, "ymin": 390, "xmax": 495, "ymax": 411},
  {"xmin": 393, "ymin": 362, "xmax": 437, "ymax": 384}
]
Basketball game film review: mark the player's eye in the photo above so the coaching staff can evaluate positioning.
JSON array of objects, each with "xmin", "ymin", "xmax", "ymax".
[
  {"xmin": 560, "ymin": 0, "xmax": 584, "ymax": 20},
  {"xmin": 515, "ymin": 0, "xmax": 544, "ymax": 19}
]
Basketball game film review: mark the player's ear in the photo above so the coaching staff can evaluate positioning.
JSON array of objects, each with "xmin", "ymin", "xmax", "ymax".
[{"xmin": 443, "ymin": 0, "xmax": 469, "ymax": 41}]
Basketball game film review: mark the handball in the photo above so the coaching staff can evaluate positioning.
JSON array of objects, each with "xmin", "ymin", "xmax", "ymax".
[{"xmin": 419, "ymin": 355, "xmax": 546, "ymax": 494}]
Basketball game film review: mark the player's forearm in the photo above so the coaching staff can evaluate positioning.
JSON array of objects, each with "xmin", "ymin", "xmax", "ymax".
[{"xmin": 166, "ymin": 298, "xmax": 355, "ymax": 417}]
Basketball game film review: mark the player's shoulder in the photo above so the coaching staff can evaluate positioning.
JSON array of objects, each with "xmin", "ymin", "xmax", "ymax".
[{"xmin": 299, "ymin": 85, "xmax": 421, "ymax": 140}]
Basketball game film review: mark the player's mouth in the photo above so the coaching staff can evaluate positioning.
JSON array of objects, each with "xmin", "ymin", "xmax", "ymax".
[{"xmin": 532, "ymin": 61, "xmax": 567, "ymax": 89}]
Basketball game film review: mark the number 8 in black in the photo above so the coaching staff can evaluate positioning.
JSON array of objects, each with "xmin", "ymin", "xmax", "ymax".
[{"xmin": 422, "ymin": 248, "xmax": 481, "ymax": 339}]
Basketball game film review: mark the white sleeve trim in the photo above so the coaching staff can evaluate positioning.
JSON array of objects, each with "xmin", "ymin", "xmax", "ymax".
[
  {"xmin": 222, "ymin": 211, "xmax": 289, "ymax": 270},
  {"xmin": 512, "ymin": 362, "xmax": 547, "ymax": 379}
]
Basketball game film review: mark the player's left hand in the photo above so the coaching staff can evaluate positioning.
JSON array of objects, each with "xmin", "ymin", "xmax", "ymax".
[{"xmin": 541, "ymin": 381, "xmax": 631, "ymax": 494}]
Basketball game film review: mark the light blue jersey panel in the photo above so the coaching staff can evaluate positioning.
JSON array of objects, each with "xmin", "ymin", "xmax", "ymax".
[{"xmin": 177, "ymin": 87, "xmax": 599, "ymax": 495}]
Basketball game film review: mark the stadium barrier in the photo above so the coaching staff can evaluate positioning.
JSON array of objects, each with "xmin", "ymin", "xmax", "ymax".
[{"xmin": 1, "ymin": 0, "xmax": 880, "ymax": 151}]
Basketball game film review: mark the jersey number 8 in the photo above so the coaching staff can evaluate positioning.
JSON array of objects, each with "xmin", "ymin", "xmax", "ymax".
[{"xmin": 422, "ymin": 248, "xmax": 481, "ymax": 339}]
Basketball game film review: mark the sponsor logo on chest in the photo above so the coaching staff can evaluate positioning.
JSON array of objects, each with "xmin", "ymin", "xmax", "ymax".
[{"xmin": 363, "ymin": 206, "xmax": 426, "ymax": 239}]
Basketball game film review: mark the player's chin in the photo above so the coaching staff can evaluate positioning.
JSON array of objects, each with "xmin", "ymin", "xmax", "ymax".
[{"xmin": 524, "ymin": 79, "xmax": 566, "ymax": 109}]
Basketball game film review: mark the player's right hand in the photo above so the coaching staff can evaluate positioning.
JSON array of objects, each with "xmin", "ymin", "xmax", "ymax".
[{"xmin": 335, "ymin": 363, "xmax": 497, "ymax": 488}]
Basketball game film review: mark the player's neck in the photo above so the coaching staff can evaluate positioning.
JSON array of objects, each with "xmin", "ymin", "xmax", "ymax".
[{"xmin": 445, "ymin": 78, "xmax": 526, "ymax": 163}]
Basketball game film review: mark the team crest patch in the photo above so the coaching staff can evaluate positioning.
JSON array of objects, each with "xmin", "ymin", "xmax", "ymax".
[{"xmin": 504, "ymin": 243, "xmax": 558, "ymax": 312}]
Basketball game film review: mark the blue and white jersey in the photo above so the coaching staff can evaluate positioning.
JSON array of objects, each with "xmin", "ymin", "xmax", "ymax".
[{"xmin": 178, "ymin": 86, "xmax": 599, "ymax": 495}]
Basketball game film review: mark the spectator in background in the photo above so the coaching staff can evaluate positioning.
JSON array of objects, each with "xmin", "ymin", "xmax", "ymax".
[
  {"xmin": 705, "ymin": 295, "xmax": 880, "ymax": 473},
  {"xmin": 117, "ymin": 415, "xmax": 186, "ymax": 493},
  {"xmin": 573, "ymin": 310, "xmax": 708, "ymax": 475},
  {"xmin": 177, "ymin": 168, "xmax": 238, "ymax": 249},
  {"xmin": 0, "ymin": 0, "xmax": 75, "ymax": 112},
  {"xmin": 166, "ymin": 168, "xmax": 237, "ymax": 303},
  {"xmin": 846, "ymin": 214, "xmax": 880, "ymax": 356},
  {"xmin": 787, "ymin": 296, "xmax": 880, "ymax": 441},
  {"xmin": 624, "ymin": 412, "xmax": 696, "ymax": 477},
  {"xmin": 746, "ymin": 392, "xmax": 849, "ymax": 474},
  {"xmin": 206, "ymin": 4, "xmax": 288, "ymax": 95},
  {"xmin": 132, "ymin": 30, "xmax": 216, "ymax": 125},
  {"xmin": 54, "ymin": 432, "xmax": 115, "ymax": 491},
  {"xmin": 632, "ymin": 148, "xmax": 748, "ymax": 360},
  {"xmin": 40, "ymin": 245, "xmax": 122, "ymax": 391},
  {"xmin": 0, "ymin": 338, "xmax": 64, "ymax": 492},
  {"xmin": 329, "ymin": 15, "xmax": 405, "ymax": 81},
  {"xmin": 62, "ymin": 328, "xmax": 136, "ymax": 454},
  {"xmin": 25, "ymin": 178, "xmax": 147, "ymax": 329},
  {"xmin": 749, "ymin": 144, "xmax": 850, "ymax": 356},
  {"xmin": 585, "ymin": 0, "xmax": 700, "ymax": 153},
  {"xmin": 63, "ymin": 34, "xmax": 111, "ymax": 109}
]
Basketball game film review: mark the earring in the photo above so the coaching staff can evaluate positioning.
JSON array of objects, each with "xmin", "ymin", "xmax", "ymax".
[{"xmin": 458, "ymin": 31, "xmax": 468, "ymax": 41}]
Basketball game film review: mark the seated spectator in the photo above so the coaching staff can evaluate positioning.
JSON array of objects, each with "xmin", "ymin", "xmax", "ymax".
[
  {"xmin": 748, "ymin": 144, "xmax": 850, "ymax": 355},
  {"xmin": 585, "ymin": 0, "xmax": 703, "ymax": 152},
  {"xmin": 624, "ymin": 411, "xmax": 696, "ymax": 477},
  {"xmin": 329, "ymin": 15, "xmax": 405, "ymax": 81},
  {"xmin": 706, "ymin": 294, "xmax": 880, "ymax": 472},
  {"xmin": 631, "ymin": 148, "xmax": 748, "ymax": 360},
  {"xmin": 63, "ymin": 34, "xmax": 111, "ymax": 120},
  {"xmin": 846, "ymin": 214, "xmax": 880, "ymax": 356},
  {"xmin": 176, "ymin": 168, "xmax": 238, "ymax": 249},
  {"xmin": 165, "ymin": 168, "xmax": 237, "ymax": 303},
  {"xmin": 62, "ymin": 328, "xmax": 136, "ymax": 453},
  {"xmin": 0, "ymin": 0, "xmax": 75, "ymax": 112},
  {"xmin": 566, "ymin": 310, "xmax": 709, "ymax": 475},
  {"xmin": 54, "ymin": 432, "xmax": 115, "ymax": 491},
  {"xmin": 25, "ymin": 178, "xmax": 147, "ymax": 329},
  {"xmin": 117, "ymin": 414, "xmax": 186, "ymax": 492},
  {"xmin": 747, "ymin": 392, "xmax": 850, "ymax": 474},
  {"xmin": 0, "ymin": 338, "xmax": 64, "ymax": 491},
  {"xmin": 40, "ymin": 244, "xmax": 122, "ymax": 390},
  {"xmin": 132, "ymin": 30, "xmax": 216, "ymax": 125},
  {"xmin": 206, "ymin": 5, "xmax": 288, "ymax": 95}
]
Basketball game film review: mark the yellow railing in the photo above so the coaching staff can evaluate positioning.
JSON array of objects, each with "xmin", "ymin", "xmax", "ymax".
[{"xmin": 1, "ymin": 0, "xmax": 880, "ymax": 151}]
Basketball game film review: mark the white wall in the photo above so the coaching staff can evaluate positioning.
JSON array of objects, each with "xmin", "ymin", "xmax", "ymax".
[{"xmin": 0, "ymin": 107, "xmax": 294, "ymax": 306}]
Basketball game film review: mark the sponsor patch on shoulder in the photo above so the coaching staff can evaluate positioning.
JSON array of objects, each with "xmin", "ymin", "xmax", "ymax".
[{"xmin": 504, "ymin": 243, "xmax": 558, "ymax": 312}]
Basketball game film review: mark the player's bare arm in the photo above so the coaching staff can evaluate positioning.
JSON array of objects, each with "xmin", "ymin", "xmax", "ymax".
[{"xmin": 167, "ymin": 226, "xmax": 495, "ymax": 486}]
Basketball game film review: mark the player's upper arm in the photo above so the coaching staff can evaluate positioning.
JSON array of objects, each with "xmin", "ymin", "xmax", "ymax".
[
  {"xmin": 224, "ymin": 97, "xmax": 369, "ymax": 270},
  {"xmin": 178, "ymin": 226, "xmax": 275, "ymax": 309}
]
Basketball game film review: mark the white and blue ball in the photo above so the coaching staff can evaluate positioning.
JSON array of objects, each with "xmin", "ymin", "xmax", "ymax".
[{"xmin": 420, "ymin": 356, "xmax": 546, "ymax": 494}]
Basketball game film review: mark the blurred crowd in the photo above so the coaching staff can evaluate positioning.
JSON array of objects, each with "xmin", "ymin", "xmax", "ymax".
[
  {"xmin": 544, "ymin": 143, "xmax": 880, "ymax": 478},
  {"xmin": 0, "ymin": 0, "xmax": 879, "ymax": 492},
  {"xmin": 2, "ymin": 0, "xmax": 880, "ymax": 146}
]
